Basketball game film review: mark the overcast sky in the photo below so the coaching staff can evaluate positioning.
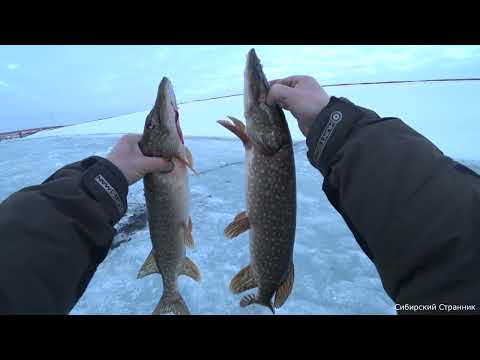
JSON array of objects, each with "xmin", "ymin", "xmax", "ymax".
[{"xmin": 0, "ymin": 45, "xmax": 479, "ymax": 131}]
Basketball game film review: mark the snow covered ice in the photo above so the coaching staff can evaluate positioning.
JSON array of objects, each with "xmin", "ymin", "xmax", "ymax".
[{"xmin": 1, "ymin": 133, "xmax": 479, "ymax": 315}]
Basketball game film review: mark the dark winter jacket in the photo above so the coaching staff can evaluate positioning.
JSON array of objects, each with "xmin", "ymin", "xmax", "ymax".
[
  {"xmin": 0, "ymin": 156, "xmax": 128, "ymax": 314},
  {"xmin": 306, "ymin": 97, "xmax": 480, "ymax": 315}
]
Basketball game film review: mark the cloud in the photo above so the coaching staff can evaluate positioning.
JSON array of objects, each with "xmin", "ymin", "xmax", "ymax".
[
  {"xmin": 270, "ymin": 46, "xmax": 480, "ymax": 77},
  {"xmin": 7, "ymin": 64, "xmax": 19, "ymax": 70},
  {"xmin": 442, "ymin": 46, "xmax": 478, "ymax": 60}
]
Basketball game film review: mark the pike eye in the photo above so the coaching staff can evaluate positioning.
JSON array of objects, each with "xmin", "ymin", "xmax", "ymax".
[{"xmin": 146, "ymin": 120, "xmax": 155, "ymax": 129}]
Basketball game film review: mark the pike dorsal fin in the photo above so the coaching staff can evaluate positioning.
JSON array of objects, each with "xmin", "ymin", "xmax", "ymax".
[
  {"xmin": 180, "ymin": 256, "xmax": 201, "ymax": 282},
  {"xmin": 274, "ymin": 263, "xmax": 295, "ymax": 308}
]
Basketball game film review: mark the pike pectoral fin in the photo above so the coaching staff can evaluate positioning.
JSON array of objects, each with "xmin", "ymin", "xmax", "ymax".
[
  {"xmin": 137, "ymin": 250, "xmax": 160, "ymax": 279},
  {"xmin": 224, "ymin": 211, "xmax": 250, "ymax": 239},
  {"xmin": 274, "ymin": 263, "xmax": 295, "ymax": 308},
  {"xmin": 227, "ymin": 116, "xmax": 246, "ymax": 132},
  {"xmin": 230, "ymin": 264, "xmax": 256, "ymax": 294},
  {"xmin": 154, "ymin": 292, "xmax": 190, "ymax": 316},
  {"xmin": 183, "ymin": 217, "xmax": 194, "ymax": 248},
  {"xmin": 174, "ymin": 151, "xmax": 198, "ymax": 175},
  {"xmin": 185, "ymin": 146, "xmax": 195, "ymax": 170},
  {"xmin": 217, "ymin": 117, "xmax": 252, "ymax": 148},
  {"xmin": 250, "ymin": 135, "xmax": 278, "ymax": 156},
  {"xmin": 180, "ymin": 256, "xmax": 201, "ymax": 282}
]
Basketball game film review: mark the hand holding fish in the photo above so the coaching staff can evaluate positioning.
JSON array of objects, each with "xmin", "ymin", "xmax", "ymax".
[
  {"xmin": 106, "ymin": 134, "xmax": 173, "ymax": 185},
  {"xmin": 267, "ymin": 75, "xmax": 331, "ymax": 137}
]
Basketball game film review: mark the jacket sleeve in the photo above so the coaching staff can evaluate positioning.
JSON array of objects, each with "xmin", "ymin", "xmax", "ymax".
[
  {"xmin": 306, "ymin": 96, "xmax": 480, "ymax": 314},
  {"xmin": 0, "ymin": 156, "xmax": 129, "ymax": 314}
]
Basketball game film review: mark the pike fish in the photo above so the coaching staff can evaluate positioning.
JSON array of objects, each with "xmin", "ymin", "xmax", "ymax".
[
  {"xmin": 218, "ymin": 49, "xmax": 296, "ymax": 313},
  {"xmin": 138, "ymin": 77, "xmax": 200, "ymax": 315}
]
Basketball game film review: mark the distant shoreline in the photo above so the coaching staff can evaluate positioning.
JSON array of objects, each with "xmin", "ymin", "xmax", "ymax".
[{"xmin": 0, "ymin": 126, "xmax": 65, "ymax": 141}]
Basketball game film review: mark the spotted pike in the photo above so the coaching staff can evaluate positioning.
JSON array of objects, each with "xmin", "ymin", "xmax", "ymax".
[
  {"xmin": 218, "ymin": 49, "xmax": 296, "ymax": 313},
  {"xmin": 137, "ymin": 77, "xmax": 200, "ymax": 315}
]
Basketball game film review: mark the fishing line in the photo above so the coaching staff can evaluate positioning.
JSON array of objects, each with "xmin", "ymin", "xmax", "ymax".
[{"xmin": 178, "ymin": 77, "xmax": 480, "ymax": 105}]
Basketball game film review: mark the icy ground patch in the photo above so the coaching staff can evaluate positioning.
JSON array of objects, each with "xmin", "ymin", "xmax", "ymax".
[{"xmin": 1, "ymin": 135, "xmax": 478, "ymax": 315}]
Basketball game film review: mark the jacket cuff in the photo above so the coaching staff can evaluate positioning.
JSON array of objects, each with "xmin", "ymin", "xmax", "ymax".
[
  {"xmin": 80, "ymin": 156, "xmax": 129, "ymax": 225},
  {"xmin": 306, "ymin": 96, "xmax": 366, "ymax": 176}
]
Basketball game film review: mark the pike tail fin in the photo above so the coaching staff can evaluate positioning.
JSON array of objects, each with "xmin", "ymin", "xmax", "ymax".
[{"xmin": 153, "ymin": 291, "xmax": 190, "ymax": 315}]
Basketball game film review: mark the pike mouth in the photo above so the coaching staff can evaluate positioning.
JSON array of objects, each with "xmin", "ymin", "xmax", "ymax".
[
  {"xmin": 248, "ymin": 49, "xmax": 269, "ymax": 85},
  {"xmin": 173, "ymin": 103, "xmax": 184, "ymax": 145}
]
